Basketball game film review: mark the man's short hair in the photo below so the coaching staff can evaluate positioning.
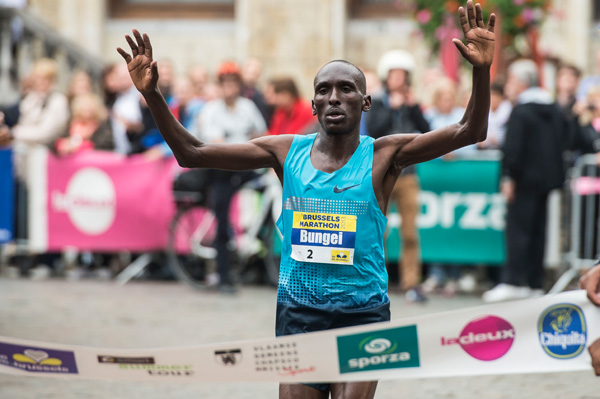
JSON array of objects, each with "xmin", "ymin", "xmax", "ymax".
[
  {"xmin": 508, "ymin": 59, "xmax": 539, "ymax": 88},
  {"xmin": 270, "ymin": 77, "xmax": 300, "ymax": 99},
  {"xmin": 315, "ymin": 60, "xmax": 367, "ymax": 94}
]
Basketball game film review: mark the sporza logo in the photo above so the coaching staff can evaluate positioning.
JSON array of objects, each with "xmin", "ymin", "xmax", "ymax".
[
  {"xmin": 538, "ymin": 303, "xmax": 587, "ymax": 359},
  {"xmin": 441, "ymin": 315, "xmax": 515, "ymax": 361},
  {"xmin": 0, "ymin": 342, "xmax": 78, "ymax": 374},
  {"xmin": 337, "ymin": 325, "xmax": 419, "ymax": 374}
]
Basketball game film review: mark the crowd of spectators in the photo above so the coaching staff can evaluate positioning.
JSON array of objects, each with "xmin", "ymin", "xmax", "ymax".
[{"xmin": 2, "ymin": 50, "xmax": 600, "ymax": 299}]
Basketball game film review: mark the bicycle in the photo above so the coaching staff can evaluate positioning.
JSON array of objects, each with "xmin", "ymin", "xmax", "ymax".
[{"xmin": 167, "ymin": 169, "xmax": 282, "ymax": 290}]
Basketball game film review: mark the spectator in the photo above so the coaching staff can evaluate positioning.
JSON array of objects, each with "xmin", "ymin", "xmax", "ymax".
[
  {"xmin": 359, "ymin": 69, "xmax": 383, "ymax": 136},
  {"xmin": 66, "ymin": 70, "xmax": 93, "ymax": 104},
  {"xmin": 109, "ymin": 63, "xmax": 142, "ymax": 155},
  {"xmin": 556, "ymin": 64, "xmax": 581, "ymax": 115},
  {"xmin": 367, "ymin": 50, "xmax": 430, "ymax": 302},
  {"xmin": 170, "ymin": 77, "xmax": 205, "ymax": 131},
  {"xmin": 483, "ymin": 59, "xmax": 570, "ymax": 302},
  {"xmin": 478, "ymin": 81, "xmax": 512, "ymax": 150},
  {"xmin": 196, "ymin": 61, "xmax": 267, "ymax": 292},
  {"xmin": 157, "ymin": 59, "xmax": 176, "ymax": 106},
  {"xmin": 10, "ymin": 58, "xmax": 70, "ymax": 150},
  {"xmin": 242, "ymin": 57, "xmax": 272, "ymax": 125},
  {"xmin": 577, "ymin": 49, "xmax": 600, "ymax": 101},
  {"xmin": 6, "ymin": 58, "xmax": 70, "ymax": 277},
  {"xmin": 102, "ymin": 63, "xmax": 120, "ymax": 109},
  {"xmin": 188, "ymin": 64, "xmax": 208, "ymax": 100},
  {"xmin": 55, "ymin": 93, "xmax": 114, "ymax": 156},
  {"xmin": 424, "ymin": 78, "xmax": 465, "ymax": 130},
  {"xmin": 268, "ymin": 77, "xmax": 316, "ymax": 135}
]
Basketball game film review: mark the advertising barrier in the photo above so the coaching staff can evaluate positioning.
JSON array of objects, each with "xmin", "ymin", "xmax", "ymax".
[
  {"xmin": 0, "ymin": 148, "xmax": 14, "ymax": 244},
  {"xmin": 0, "ymin": 291, "xmax": 597, "ymax": 383},
  {"xmin": 386, "ymin": 158, "xmax": 505, "ymax": 264},
  {"xmin": 28, "ymin": 148, "xmax": 179, "ymax": 252}
]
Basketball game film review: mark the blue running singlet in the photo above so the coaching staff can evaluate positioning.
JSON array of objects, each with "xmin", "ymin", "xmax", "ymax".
[{"xmin": 276, "ymin": 133, "xmax": 390, "ymax": 337}]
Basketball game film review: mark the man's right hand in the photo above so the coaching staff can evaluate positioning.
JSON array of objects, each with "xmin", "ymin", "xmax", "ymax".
[
  {"xmin": 116, "ymin": 29, "xmax": 158, "ymax": 95},
  {"xmin": 579, "ymin": 264, "xmax": 600, "ymax": 306}
]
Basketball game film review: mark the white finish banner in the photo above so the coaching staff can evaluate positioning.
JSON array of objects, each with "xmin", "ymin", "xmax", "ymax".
[{"xmin": 1, "ymin": 291, "xmax": 598, "ymax": 383}]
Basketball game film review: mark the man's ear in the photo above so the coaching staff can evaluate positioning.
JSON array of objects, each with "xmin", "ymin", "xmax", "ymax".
[
  {"xmin": 362, "ymin": 95, "xmax": 372, "ymax": 112},
  {"xmin": 312, "ymin": 100, "xmax": 317, "ymax": 116}
]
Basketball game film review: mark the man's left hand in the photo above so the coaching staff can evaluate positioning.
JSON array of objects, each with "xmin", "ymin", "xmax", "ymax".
[
  {"xmin": 589, "ymin": 339, "xmax": 600, "ymax": 376},
  {"xmin": 453, "ymin": 1, "xmax": 496, "ymax": 68}
]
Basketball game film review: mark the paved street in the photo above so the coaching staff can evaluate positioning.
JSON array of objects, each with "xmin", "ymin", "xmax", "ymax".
[{"xmin": 0, "ymin": 278, "xmax": 599, "ymax": 399}]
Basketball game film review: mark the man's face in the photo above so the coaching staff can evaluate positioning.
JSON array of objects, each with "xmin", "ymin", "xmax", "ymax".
[
  {"xmin": 386, "ymin": 69, "xmax": 408, "ymax": 92},
  {"xmin": 221, "ymin": 77, "xmax": 242, "ymax": 101},
  {"xmin": 312, "ymin": 62, "xmax": 370, "ymax": 135},
  {"xmin": 556, "ymin": 68, "xmax": 579, "ymax": 95},
  {"xmin": 504, "ymin": 73, "xmax": 526, "ymax": 103}
]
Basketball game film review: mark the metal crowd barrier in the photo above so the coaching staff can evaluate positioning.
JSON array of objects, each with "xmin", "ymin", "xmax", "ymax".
[{"xmin": 550, "ymin": 154, "xmax": 600, "ymax": 293}]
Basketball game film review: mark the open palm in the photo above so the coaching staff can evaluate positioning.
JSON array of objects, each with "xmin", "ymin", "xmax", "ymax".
[
  {"xmin": 116, "ymin": 29, "xmax": 158, "ymax": 95},
  {"xmin": 453, "ymin": 1, "xmax": 496, "ymax": 68}
]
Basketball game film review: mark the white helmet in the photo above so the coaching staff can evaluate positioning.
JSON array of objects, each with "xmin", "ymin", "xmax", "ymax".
[{"xmin": 376, "ymin": 49, "xmax": 415, "ymax": 82}]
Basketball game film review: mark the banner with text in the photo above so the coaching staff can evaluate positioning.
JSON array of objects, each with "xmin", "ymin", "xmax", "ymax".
[
  {"xmin": 0, "ymin": 291, "xmax": 597, "ymax": 383},
  {"xmin": 386, "ymin": 159, "xmax": 505, "ymax": 264}
]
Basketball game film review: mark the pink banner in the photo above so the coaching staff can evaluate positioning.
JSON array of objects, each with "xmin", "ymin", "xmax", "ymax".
[{"xmin": 46, "ymin": 151, "xmax": 179, "ymax": 252}]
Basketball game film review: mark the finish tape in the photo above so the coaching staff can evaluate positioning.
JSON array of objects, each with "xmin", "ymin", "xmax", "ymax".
[{"xmin": 0, "ymin": 290, "xmax": 597, "ymax": 383}]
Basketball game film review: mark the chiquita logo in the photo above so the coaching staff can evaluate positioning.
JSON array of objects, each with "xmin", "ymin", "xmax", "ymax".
[
  {"xmin": 441, "ymin": 315, "xmax": 515, "ymax": 361},
  {"xmin": 538, "ymin": 304, "xmax": 587, "ymax": 359}
]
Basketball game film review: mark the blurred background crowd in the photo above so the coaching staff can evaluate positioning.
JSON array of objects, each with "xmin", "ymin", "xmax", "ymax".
[{"xmin": 1, "ymin": 0, "xmax": 600, "ymax": 302}]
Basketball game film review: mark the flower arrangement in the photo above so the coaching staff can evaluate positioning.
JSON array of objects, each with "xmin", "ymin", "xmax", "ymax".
[{"xmin": 408, "ymin": 0, "xmax": 552, "ymax": 50}]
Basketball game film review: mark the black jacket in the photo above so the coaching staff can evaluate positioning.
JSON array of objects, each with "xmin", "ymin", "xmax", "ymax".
[
  {"xmin": 502, "ymin": 101, "xmax": 569, "ymax": 192},
  {"xmin": 366, "ymin": 96, "xmax": 430, "ymax": 139}
]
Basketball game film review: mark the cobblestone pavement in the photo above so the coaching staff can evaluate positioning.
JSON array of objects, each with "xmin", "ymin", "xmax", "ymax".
[{"xmin": 0, "ymin": 278, "xmax": 599, "ymax": 399}]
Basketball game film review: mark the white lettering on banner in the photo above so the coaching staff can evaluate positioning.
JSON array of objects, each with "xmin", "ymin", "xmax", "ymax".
[
  {"xmin": 0, "ymin": 291, "xmax": 594, "ymax": 383},
  {"xmin": 348, "ymin": 352, "xmax": 411, "ymax": 369},
  {"xmin": 51, "ymin": 168, "xmax": 116, "ymax": 235},
  {"xmin": 539, "ymin": 332, "xmax": 587, "ymax": 349},
  {"xmin": 417, "ymin": 191, "xmax": 506, "ymax": 230}
]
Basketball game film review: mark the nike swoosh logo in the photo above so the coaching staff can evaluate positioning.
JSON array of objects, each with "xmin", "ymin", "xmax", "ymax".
[{"xmin": 333, "ymin": 184, "xmax": 361, "ymax": 193}]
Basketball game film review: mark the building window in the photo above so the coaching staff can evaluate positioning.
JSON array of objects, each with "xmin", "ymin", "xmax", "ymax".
[
  {"xmin": 108, "ymin": 0, "xmax": 234, "ymax": 19},
  {"xmin": 348, "ymin": 0, "xmax": 400, "ymax": 19}
]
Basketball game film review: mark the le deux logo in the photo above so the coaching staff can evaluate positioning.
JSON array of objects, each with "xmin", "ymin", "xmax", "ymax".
[{"xmin": 441, "ymin": 315, "xmax": 515, "ymax": 361}]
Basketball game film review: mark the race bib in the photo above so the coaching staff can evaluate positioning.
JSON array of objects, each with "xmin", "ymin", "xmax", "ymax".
[{"xmin": 290, "ymin": 212, "xmax": 357, "ymax": 265}]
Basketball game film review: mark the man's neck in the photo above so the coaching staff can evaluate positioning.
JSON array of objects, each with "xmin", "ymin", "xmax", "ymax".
[{"xmin": 313, "ymin": 130, "xmax": 360, "ymax": 168}]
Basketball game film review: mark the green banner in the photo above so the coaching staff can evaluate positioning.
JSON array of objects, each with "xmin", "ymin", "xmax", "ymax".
[{"xmin": 386, "ymin": 158, "xmax": 505, "ymax": 265}]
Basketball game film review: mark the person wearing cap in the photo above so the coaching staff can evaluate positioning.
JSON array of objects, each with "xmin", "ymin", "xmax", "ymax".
[
  {"xmin": 366, "ymin": 50, "xmax": 430, "ymax": 302},
  {"xmin": 195, "ymin": 61, "xmax": 267, "ymax": 292}
]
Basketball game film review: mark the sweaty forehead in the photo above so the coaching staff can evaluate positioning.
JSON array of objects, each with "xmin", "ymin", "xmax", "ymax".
[{"xmin": 314, "ymin": 62, "xmax": 364, "ymax": 91}]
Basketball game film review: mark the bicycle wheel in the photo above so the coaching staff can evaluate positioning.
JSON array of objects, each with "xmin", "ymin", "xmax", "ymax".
[{"xmin": 167, "ymin": 204, "xmax": 217, "ymax": 290}]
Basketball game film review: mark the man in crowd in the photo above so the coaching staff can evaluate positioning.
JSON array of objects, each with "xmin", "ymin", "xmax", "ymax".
[
  {"xmin": 195, "ymin": 61, "xmax": 267, "ymax": 292},
  {"xmin": 117, "ymin": 2, "xmax": 494, "ymax": 396},
  {"xmin": 366, "ymin": 49, "xmax": 430, "ymax": 302},
  {"xmin": 483, "ymin": 59, "xmax": 570, "ymax": 302}
]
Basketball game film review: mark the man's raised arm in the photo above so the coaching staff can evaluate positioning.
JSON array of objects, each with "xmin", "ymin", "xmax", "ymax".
[
  {"xmin": 379, "ymin": 0, "xmax": 495, "ymax": 168},
  {"xmin": 116, "ymin": 30, "xmax": 290, "ymax": 172}
]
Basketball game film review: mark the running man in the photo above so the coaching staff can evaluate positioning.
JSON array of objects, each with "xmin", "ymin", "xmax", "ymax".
[{"xmin": 117, "ymin": 1, "xmax": 495, "ymax": 397}]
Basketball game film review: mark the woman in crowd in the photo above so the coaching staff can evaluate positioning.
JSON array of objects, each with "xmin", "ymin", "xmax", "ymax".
[
  {"xmin": 55, "ymin": 93, "xmax": 114, "ymax": 156},
  {"xmin": 267, "ymin": 77, "xmax": 316, "ymax": 135}
]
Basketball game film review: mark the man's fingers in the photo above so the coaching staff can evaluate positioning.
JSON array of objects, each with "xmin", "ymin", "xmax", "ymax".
[
  {"xmin": 133, "ymin": 29, "xmax": 145, "ymax": 57},
  {"xmin": 116, "ymin": 47, "xmax": 132, "ymax": 64},
  {"xmin": 143, "ymin": 33, "xmax": 153, "ymax": 59},
  {"xmin": 487, "ymin": 13, "xmax": 496, "ymax": 33},
  {"xmin": 475, "ymin": 3, "xmax": 485, "ymax": 28},
  {"xmin": 453, "ymin": 38, "xmax": 470, "ymax": 59},
  {"xmin": 125, "ymin": 35, "xmax": 138, "ymax": 56},
  {"xmin": 151, "ymin": 60, "xmax": 158, "ymax": 79},
  {"xmin": 466, "ymin": 0, "xmax": 476, "ymax": 29},
  {"xmin": 458, "ymin": 6, "xmax": 469, "ymax": 36}
]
